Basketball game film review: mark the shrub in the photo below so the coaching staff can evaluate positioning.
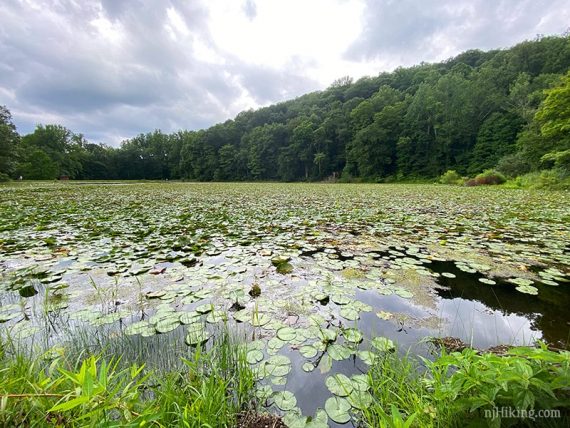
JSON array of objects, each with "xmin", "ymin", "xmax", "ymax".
[
  {"xmin": 439, "ymin": 170, "xmax": 463, "ymax": 185},
  {"xmin": 473, "ymin": 169, "xmax": 506, "ymax": 185},
  {"xmin": 496, "ymin": 153, "xmax": 532, "ymax": 178},
  {"xmin": 362, "ymin": 342, "xmax": 570, "ymax": 428},
  {"xmin": 513, "ymin": 169, "xmax": 570, "ymax": 190},
  {"xmin": 0, "ymin": 172, "xmax": 11, "ymax": 182}
]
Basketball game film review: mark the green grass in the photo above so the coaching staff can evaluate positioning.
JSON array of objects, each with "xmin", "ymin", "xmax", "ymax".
[
  {"xmin": 361, "ymin": 344, "xmax": 570, "ymax": 428},
  {"xmin": 0, "ymin": 329, "xmax": 256, "ymax": 427}
]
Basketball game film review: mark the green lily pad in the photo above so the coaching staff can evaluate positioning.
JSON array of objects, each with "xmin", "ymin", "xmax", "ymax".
[
  {"xmin": 340, "ymin": 307, "xmax": 359, "ymax": 321},
  {"xmin": 357, "ymin": 350, "xmax": 376, "ymax": 365},
  {"xmin": 371, "ymin": 336, "xmax": 395, "ymax": 352},
  {"xmin": 331, "ymin": 294, "xmax": 351, "ymax": 305},
  {"xmin": 351, "ymin": 374, "xmax": 369, "ymax": 392},
  {"xmin": 328, "ymin": 344, "xmax": 352, "ymax": 361},
  {"xmin": 347, "ymin": 390, "xmax": 373, "ymax": 410},
  {"xmin": 124, "ymin": 321, "xmax": 152, "ymax": 336},
  {"xmin": 195, "ymin": 303, "xmax": 214, "ymax": 314},
  {"xmin": 516, "ymin": 284, "xmax": 539, "ymax": 295},
  {"xmin": 299, "ymin": 345, "xmax": 318, "ymax": 358},
  {"xmin": 263, "ymin": 355, "xmax": 292, "ymax": 377},
  {"xmin": 155, "ymin": 318, "xmax": 180, "ymax": 334},
  {"xmin": 273, "ymin": 391, "xmax": 297, "ymax": 411},
  {"xmin": 251, "ymin": 312, "xmax": 271, "ymax": 327},
  {"xmin": 325, "ymin": 373, "xmax": 354, "ymax": 397},
  {"xmin": 246, "ymin": 349, "xmax": 264, "ymax": 364},
  {"xmin": 185, "ymin": 324, "xmax": 210, "ymax": 346},
  {"xmin": 302, "ymin": 362, "xmax": 315, "ymax": 372},
  {"xmin": 277, "ymin": 326, "xmax": 297, "ymax": 341},
  {"xmin": 342, "ymin": 328, "xmax": 363, "ymax": 343},
  {"xmin": 179, "ymin": 311, "xmax": 201, "ymax": 324},
  {"xmin": 306, "ymin": 409, "xmax": 328, "ymax": 428},
  {"xmin": 325, "ymin": 396, "xmax": 352, "ymax": 424}
]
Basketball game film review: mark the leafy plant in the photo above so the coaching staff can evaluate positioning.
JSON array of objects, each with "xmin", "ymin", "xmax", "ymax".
[{"xmin": 439, "ymin": 170, "xmax": 463, "ymax": 185}]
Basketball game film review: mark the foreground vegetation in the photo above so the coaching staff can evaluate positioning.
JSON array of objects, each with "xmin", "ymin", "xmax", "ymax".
[
  {"xmin": 1, "ymin": 35, "xmax": 569, "ymax": 185},
  {"xmin": 364, "ymin": 343, "xmax": 570, "ymax": 428},
  {"xmin": 0, "ymin": 331, "xmax": 257, "ymax": 428},
  {"xmin": 2, "ymin": 330, "xmax": 569, "ymax": 427}
]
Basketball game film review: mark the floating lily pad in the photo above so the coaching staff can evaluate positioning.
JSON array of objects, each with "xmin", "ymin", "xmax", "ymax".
[
  {"xmin": 185, "ymin": 324, "xmax": 210, "ymax": 346},
  {"xmin": 325, "ymin": 373, "xmax": 354, "ymax": 397},
  {"xmin": 328, "ymin": 344, "xmax": 352, "ymax": 361},
  {"xmin": 251, "ymin": 312, "xmax": 271, "ymax": 327},
  {"xmin": 376, "ymin": 310, "xmax": 394, "ymax": 320},
  {"xmin": 299, "ymin": 345, "xmax": 318, "ymax": 358},
  {"xmin": 325, "ymin": 396, "xmax": 352, "ymax": 424},
  {"xmin": 263, "ymin": 355, "xmax": 292, "ymax": 377},
  {"xmin": 351, "ymin": 374, "xmax": 369, "ymax": 392},
  {"xmin": 277, "ymin": 326, "xmax": 297, "ymax": 341},
  {"xmin": 340, "ymin": 307, "xmax": 359, "ymax": 321},
  {"xmin": 195, "ymin": 303, "xmax": 214, "ymax": 314},
  {"xmin": 302, "ymin": 362, "xmax": 315, "ymax": 372},
  {"xmin": 357, "ymin": 350, "xmax": 376, "ymax": 365},
  {"xmin": 347, "ymin": 390, "xmax": 372, "ymax": 410},
  {"xmin": 342, "ymin": 328, "xmax": 363, "ymax": 343},
  {"xmin": 273, "ymin": 391, "xmax": 297, "ymax": 411},
  {"xmin": 246, "ymin": 349, "xmax": 264, "ymax": 365},
  {"xmin": 179, "ymin": 311, "xmax": 201, "ymax": 324},
  {"xmin": 371, "ymin": 336, "xmax": 395, "ymax": 352},
  {"xmin": 516, "ymin": 284, "xmax": 539, "ymax": 295}
]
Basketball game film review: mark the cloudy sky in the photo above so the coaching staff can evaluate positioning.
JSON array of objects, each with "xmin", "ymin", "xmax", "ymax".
[{"xmin": 0, "ymin": 0, "xmax": 568, "ymax": 145}]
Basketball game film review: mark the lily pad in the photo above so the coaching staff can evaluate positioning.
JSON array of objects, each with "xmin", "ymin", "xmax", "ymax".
[
  {"xmin": 299, "ymin": 345, "xmax": 318, "ymax": 358},
  {"xmin": 325, "ymin": 396, "xmax": 352, "ymax": 424},
  {"xmin": 246, "ymin": 349, "xmax": 264, "ymax": 364},
  {"xmin": 371, "ymin": 336, "xmax": 395, "ymax": 352},
  {"xmin": 328, "ymin": 344, "xmax": 353, "ymax": 361},
  {"xmin": 185, "ymin": 324, "xmax": 210, "ymax": 346},
  {"xmin": 325, "ymin": 373, "xmax": 354, "ymax": 397},
  {"xmin": 342, "ymin": 328, "xmax": 363, "ymax": 343},
  {"xmin": 277, "ymin": 326, "xmax": 297, "ymax": 341},
  {"xmin": 273, "ymin": 391, "xmax": 297, "ymax": 411}
]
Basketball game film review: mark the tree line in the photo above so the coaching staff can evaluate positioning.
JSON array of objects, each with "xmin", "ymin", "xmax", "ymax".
[{"xmin": 1, "ymin": 34, "xmax": 569, "ymax": 182}]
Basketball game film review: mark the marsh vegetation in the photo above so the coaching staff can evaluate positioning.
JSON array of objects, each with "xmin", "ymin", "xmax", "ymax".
[{"xmin": 1, "ymin": 182, "xmax": 569, "ymax": 426}]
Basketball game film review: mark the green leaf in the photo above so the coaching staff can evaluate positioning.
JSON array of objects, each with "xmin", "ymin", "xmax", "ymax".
[
  {"xmin": 328, "ymin": 344, "xmax": 352, "ymax": 361},
  {"xmin": 325, "ymin": 374, "xmax": 354, "ymax": 397},
  {"xmin": 371, "ymin": 336, "xmax": 395, "ymax": 352},
  {"xmin": 277, "ymin": 327, "xmax": 297, "ymax": 341},
  {"xmin": 49, "ymin": 395, "xmax": 90, "ymax": 412},
  {"xmin": 273, "ymin": 391, "xmax": 297, "ymax": 411},
  {"xmin": 325, "ymin": 396, "xmax": 351, "ymax": 424}
]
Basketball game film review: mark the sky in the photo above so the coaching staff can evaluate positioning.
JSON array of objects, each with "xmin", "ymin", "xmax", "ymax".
[{"xmin": 0, "ymin": 0, "xmax": 568, "ymax": 146}]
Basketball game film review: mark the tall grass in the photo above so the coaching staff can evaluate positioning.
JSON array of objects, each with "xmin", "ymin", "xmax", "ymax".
[{"xmin": 0, "ymin": 327, "xmax": 256, "ymax": 427}]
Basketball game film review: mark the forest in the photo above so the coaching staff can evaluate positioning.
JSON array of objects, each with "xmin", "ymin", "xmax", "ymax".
[{"xmin": 1, "ymin": 34, "xmax": 569, "ymax": 183}]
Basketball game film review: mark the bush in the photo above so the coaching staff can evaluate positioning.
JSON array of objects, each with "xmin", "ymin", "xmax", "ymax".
[
  {"xmin": 439, "ymin": 170, "xmax": 463, "ymax": 185},
  {"xmin": 0, "ymin": 172, "xmax": 11, "ymax": 182},
  {"xmin": 362, "ymin": 342, "xmax": 570, "ymax": 428},
  {"xmin": 496, "ymin": 153, "xmax": 532, "ymax": 178},
  {"xmin": 473, "ymin": 169, "xmax": 506, "ymax": 185},
  {"xmin": 512, "ymin": 169, "xmax": 570, "ymax": 190}
]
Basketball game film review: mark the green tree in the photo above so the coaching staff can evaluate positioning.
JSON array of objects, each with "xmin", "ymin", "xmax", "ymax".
[
  {"xmin": 0, "ymin": 106, "xmax": 19, "ymax": 180},
  {"xmin": 18, "ymin": 148, "xmax": 58, "ymax": 179}
]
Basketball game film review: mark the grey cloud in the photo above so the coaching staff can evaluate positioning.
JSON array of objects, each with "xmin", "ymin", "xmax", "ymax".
[
  {"xmin": 346, "ymin": 0, "xmax": 570, "ymax": 65},
  {"xmin": 236, "ymin": 63, "xmax": 320, "ymax": 104},
  {"xmin": 1, "ymin": 0, "xmax": 568, "ymax": 146},
  {"xmin": 0, "ymin": 0, "xmax": 321, "ymax": 144}
]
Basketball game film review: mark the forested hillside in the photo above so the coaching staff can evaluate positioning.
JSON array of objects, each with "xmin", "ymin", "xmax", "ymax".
[{"xmin": 1, "ymin": 34, "xmax": 569, "ymax": 182}]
